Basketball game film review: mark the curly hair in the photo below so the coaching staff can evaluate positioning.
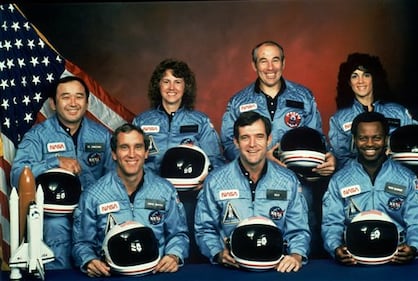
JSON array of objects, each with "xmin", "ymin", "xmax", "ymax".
[
  {"xmin": 147, "ymin": 59, "xmax": 197, "ymax": 110},
  {"xmin": 335, "ymin": 53, "xmax": 392, "ymax": 109}
]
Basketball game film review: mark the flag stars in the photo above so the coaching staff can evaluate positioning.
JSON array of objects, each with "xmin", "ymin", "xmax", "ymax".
[
  {"xmin": 1, "ymin": 21, "xmax": 7, "ymax": 31},
  {"xmin": 8, "ymin": 3, "xmax": 15, "ymax": 13},
  {"xmin": 24, "ymin": 113, "xmax": 33, "ymax": 123},
  {"xmin": 32, "ymin": 75, "xmax": 41, "ymax": 85},
  {"xmin": 38, "ymin": 39, "xmax": 45, "ymax": 49},
  {"xmin": 18, "ymin": 58, "xmax": 25, "ymax": 68},
  {"xmin": 2, "ymin": 40, "xmax": 12, "ymax": 51},
  {"xmin": 7, "ymin": 58, "xmax": 15, "ymax": 69},
  {"xmin": 22, "ymin": 95, "xmax": 31, "ymax": 106},
  {"xmin": 21, "ymin": 76, "xmax": 27, "ymax": 87},
  {"xmin": 27, "ymin": 39, "xmax": 35, "ymax": 49},
  {"xmin": 42, "ymin": 56, "xmax": 50, "ymax": 66},
  {"xmin": 11, "ymin": 21, "xmax": 20, "ymax": 32},
  {"xmin": 33, "ymin": 92, "xmax": 42, "ymax": 103},
  {"xmin": 0, "ymin": 79, "xmax": 8, "ymax": 90},
  {"xmin": 1, "ymin": 99, "xmax": 9, "ymax": 110},
  {"xmin": 23, "ymin": 22, "xmax": 30, "ymax": 31},
  {"xmin": 3, "ymin": 117, "xmax": 10, "ymax": 129},
  {"xmin": 29, "ymin": 56, "xmax": 39, "ymax": 67},
  {"xmin": 0, "ymin": 60, "xmax": 6, "ymax": 71},
  {"xmin": 14, "ymin": 38, "xmax": 23, "ymax": 49},
  {"xmin": 46, "ymin": 73, "xmax": 54, "ymax": 83}
]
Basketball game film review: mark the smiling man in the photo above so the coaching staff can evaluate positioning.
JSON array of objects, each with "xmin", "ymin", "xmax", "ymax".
[
  {"xmin": 195, "ymin": 111, "xmax": 311, "ymax": 273},
  {"xmin": 72, "ymin": 123, "xmax": 189, "ymax": 277},
  {"xmin": 322, "ymin": 111, "xmax": 418, "ymax": 265},
  {"xmin": 11, "ymin": 76, "xmax": 114, "ymax": 270}
]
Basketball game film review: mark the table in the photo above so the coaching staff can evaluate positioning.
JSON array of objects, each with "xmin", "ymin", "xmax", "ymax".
[{"xmin": 2, "ymin": 259, "xmax": 417, "ymax": 281}]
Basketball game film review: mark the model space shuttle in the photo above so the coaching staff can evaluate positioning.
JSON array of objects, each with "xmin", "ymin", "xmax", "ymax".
[{"xmin": 9, "ymin": 166, "xmax": 54, "ymax": 280}]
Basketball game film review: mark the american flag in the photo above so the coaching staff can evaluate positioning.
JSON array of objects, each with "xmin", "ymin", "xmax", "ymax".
[{"xmin": 0, "ymin": 3, "xmax": 135, "ymax": 267}]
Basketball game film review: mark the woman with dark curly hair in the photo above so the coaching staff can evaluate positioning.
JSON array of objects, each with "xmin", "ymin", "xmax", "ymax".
[
  {"xmin": 133, "ymin": 59, "xmax": 225, "ymax": 263},
  {"xmin": 329, "ymin": 53, "xmax": 417, "ymax": 169}
]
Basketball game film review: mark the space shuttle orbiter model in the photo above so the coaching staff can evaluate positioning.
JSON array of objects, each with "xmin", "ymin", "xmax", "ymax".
[{"xmin": 9, "ymin": 166, "xmax": 54, "ymax": 280}]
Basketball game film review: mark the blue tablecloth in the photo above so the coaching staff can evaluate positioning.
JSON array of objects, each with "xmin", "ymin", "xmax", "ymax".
[{"xmin": 2, "ymin": 259, "xmax": 417, "ymax": 281}]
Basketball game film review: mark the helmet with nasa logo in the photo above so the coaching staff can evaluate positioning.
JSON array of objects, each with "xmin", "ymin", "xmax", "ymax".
[
  {"xmin": 35, "ymin": 168, "xmax": 81, "ymax": 215},
  {"xmin": 279, "ymin": 126, "xmax": 326, "ymax": 181},
  {"xmin": 160, "ymin": 144, "xmax": 211, "ymax": 190},
  {"xmin": 345, "ymin": 210, "xmax": 398, "ymax": 265},
  {"xmin": 229, "ymin": 216, "xmax": 284, "ymax": 271},
  {"xmin": 388, "ymin": 124, "xmax": 418, "ymax": 175},
  {"xmin": 102, "ymin": 220, "xmax": 160, "ymax": 276}
]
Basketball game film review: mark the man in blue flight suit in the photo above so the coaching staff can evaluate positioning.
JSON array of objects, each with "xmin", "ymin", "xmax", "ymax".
[{"xmin": 11, "ymin": 76, "xmax": 114, "ymax": 269}]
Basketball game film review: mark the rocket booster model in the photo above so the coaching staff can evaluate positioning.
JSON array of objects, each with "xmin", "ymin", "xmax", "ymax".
[
  {"xmin": 9, "ymin": 166, "xmax": 54, "ymax": 280},
  {"xmin": 18, "ymin": 166, "xmax": 36, "ymax": 243}
]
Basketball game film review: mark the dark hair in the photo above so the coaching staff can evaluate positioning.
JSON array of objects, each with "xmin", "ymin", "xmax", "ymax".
[
  {"xmin": 251, "ymin": 40, "xmax": 285, "ymax": 63},
  {"xmin": 351, "ymin": 111, "xmax": 389, "ymax": 137},
  {"xmin": 233, "ymin": 111, "xmax": 272, "ymax": 139},
  {"xmin": 148, "ymin": 59, "xmax": 196, "ymax": 109},
  {"xmin": 50, "ymin": 76, "xmax": 90, "ymax": 102},
  {"xmin": 111, "ymin": 123, "xmax": 150, "ymax": 152},
  {"xmin": 335, "ymin": 53, "xmax": 392, "ymax": 109}
]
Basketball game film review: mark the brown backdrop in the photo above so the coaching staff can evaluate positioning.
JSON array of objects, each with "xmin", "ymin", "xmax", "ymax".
[{"xmin": 18, "ymin": 1, "xmax": 418, "ymax": 135}]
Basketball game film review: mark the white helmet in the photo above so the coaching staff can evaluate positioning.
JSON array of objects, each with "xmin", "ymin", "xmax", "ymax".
[
  {"xmin": 389, "ymin": 124, "xmax": 418, "ymax": 175},
  {"xmin": 345, "ymin": 210, "xmax": 398, "ymax": 265},
  {"xmin": 279, "ymin": 127, "xmax": 326, "ymax": 182},
  {"xmin": 160, "ymin": 144, "xmax": 211, "ymax": 190},
  {"xmin": 229, "ymin": 216, "xmax": 283, "ymax": 271},
  {"xmin": 35, "ymin": 168, "xmax": 81, "ymax": 215},
  {"xmin": 102, "ymin": 221, "xmax": 160, "ymax": 275}
]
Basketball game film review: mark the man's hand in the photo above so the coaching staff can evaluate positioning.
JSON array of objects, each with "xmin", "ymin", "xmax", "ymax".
[
  {"xmin": 275, "ymin": 254, "xmax": 302, "ymax": 272},
  {"xmin": 57, "ymin": 156, "xmax": 82, "ymax": 175},
  {"xmin": 267, "ymin": 143, "xmax": 286, "ymax": 167},
  {"xmin": 153, "ymin": 254, "xmax": 179, "ymax": 273},
  {"xmin": 312, "ymin": 152, "xmax": 336, "ymax": 177},
  {"xmin": 335, "ymin": 246, "xmax": 356, "ymax": 265},
  {"xmin": 85, "ymin": 259, "xmax": 111, "ymax": 277},
  {"xmin": 392, "ymin": 244, "xmax": 417, "ymax": 264},
  {"xmin": 216, "ymin": 248, "xmax": 239, "ymax": 268}
]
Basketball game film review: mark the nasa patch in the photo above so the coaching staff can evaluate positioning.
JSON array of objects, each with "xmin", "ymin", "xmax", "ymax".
[
  {"xmin": 47, "ymin": 142, "xmax": 66, "ymax": 153},
  {"xmin": 180, "ymin": 138, "xmax": 194, "ymax": 145},
  {"xmin": 340, "ymin": 185, "xmax": 361, "ymax": 198},
  {"xmin": 239, "ymin": 103, "xmax": 257, "ymax": 112},
  {"xmin": 149, "ymin": 210, "xmax": 164, "ymax": 225},
  {"xmin": 87, "ymin": 152, "xmax": 101, "ymax": 166},
  {"xmin": 284, "ymin": 112, "xmax": 301, "ymax": 128},
  {"xmin": 387, "ymin": 197, "xmax": 404, "ymax": 211},
  {"xmin": 269, "ymin": 206, "xmax": 285, "ymax": 220},
  {"xmin": 219, "ymin": 189, "xmax": 239, "ymax": 200},
  {"xmin": 99, "ymin": 201, "xmax": 120, "ymax": 214}
]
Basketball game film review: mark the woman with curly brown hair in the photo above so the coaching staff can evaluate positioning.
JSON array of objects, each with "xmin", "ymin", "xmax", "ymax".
[
  {"xmin": 133, "ymin": 59, "xmax": 225, "ymax": 263},
  {"xmin": 329, "ymin": 53, "xmax": 417, "ymax": 170}
]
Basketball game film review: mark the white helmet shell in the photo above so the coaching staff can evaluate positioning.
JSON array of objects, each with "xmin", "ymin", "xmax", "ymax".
[
  {"xmin": 229, "ymin": 216, "xmax": 284, "ymax": 271},
  {"xmin": 160, "ymin": 144, "xmax": 211, "ymax": 190},
  {"xmin": 279, "ymin": 127, "xmax": 326, "ymax": 182},
  {"xmin": 345, "ymin": 210, "xmax": 398, "ymax": 265},
  {"xmin": 102, "ymin": 221, "xmax": 160, "ymax": 275},
  {"xmin": 35, "ymin": 168, "xmax": 81, "ymax": 215}
]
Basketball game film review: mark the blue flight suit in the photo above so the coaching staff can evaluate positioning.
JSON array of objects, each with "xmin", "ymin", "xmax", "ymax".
[
  {"xmin": 322, "ymin": 158, "xmax": 418, "ymax": 258},
  {"xmin": 11, "ymin": 115, "xmax": 113, "ymax": 269},
  {"xmin": 195, "ymin": 159, "xmax": 311, "ymax": 263},
  {"xmin": 72, "ymin": 169, "xmax": 189, "ymax": 271}
]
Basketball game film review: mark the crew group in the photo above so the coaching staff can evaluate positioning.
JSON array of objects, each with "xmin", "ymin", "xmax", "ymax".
[{"xmin": 10, "ymin": 40, "xmax": 418, "ymax": 277}]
